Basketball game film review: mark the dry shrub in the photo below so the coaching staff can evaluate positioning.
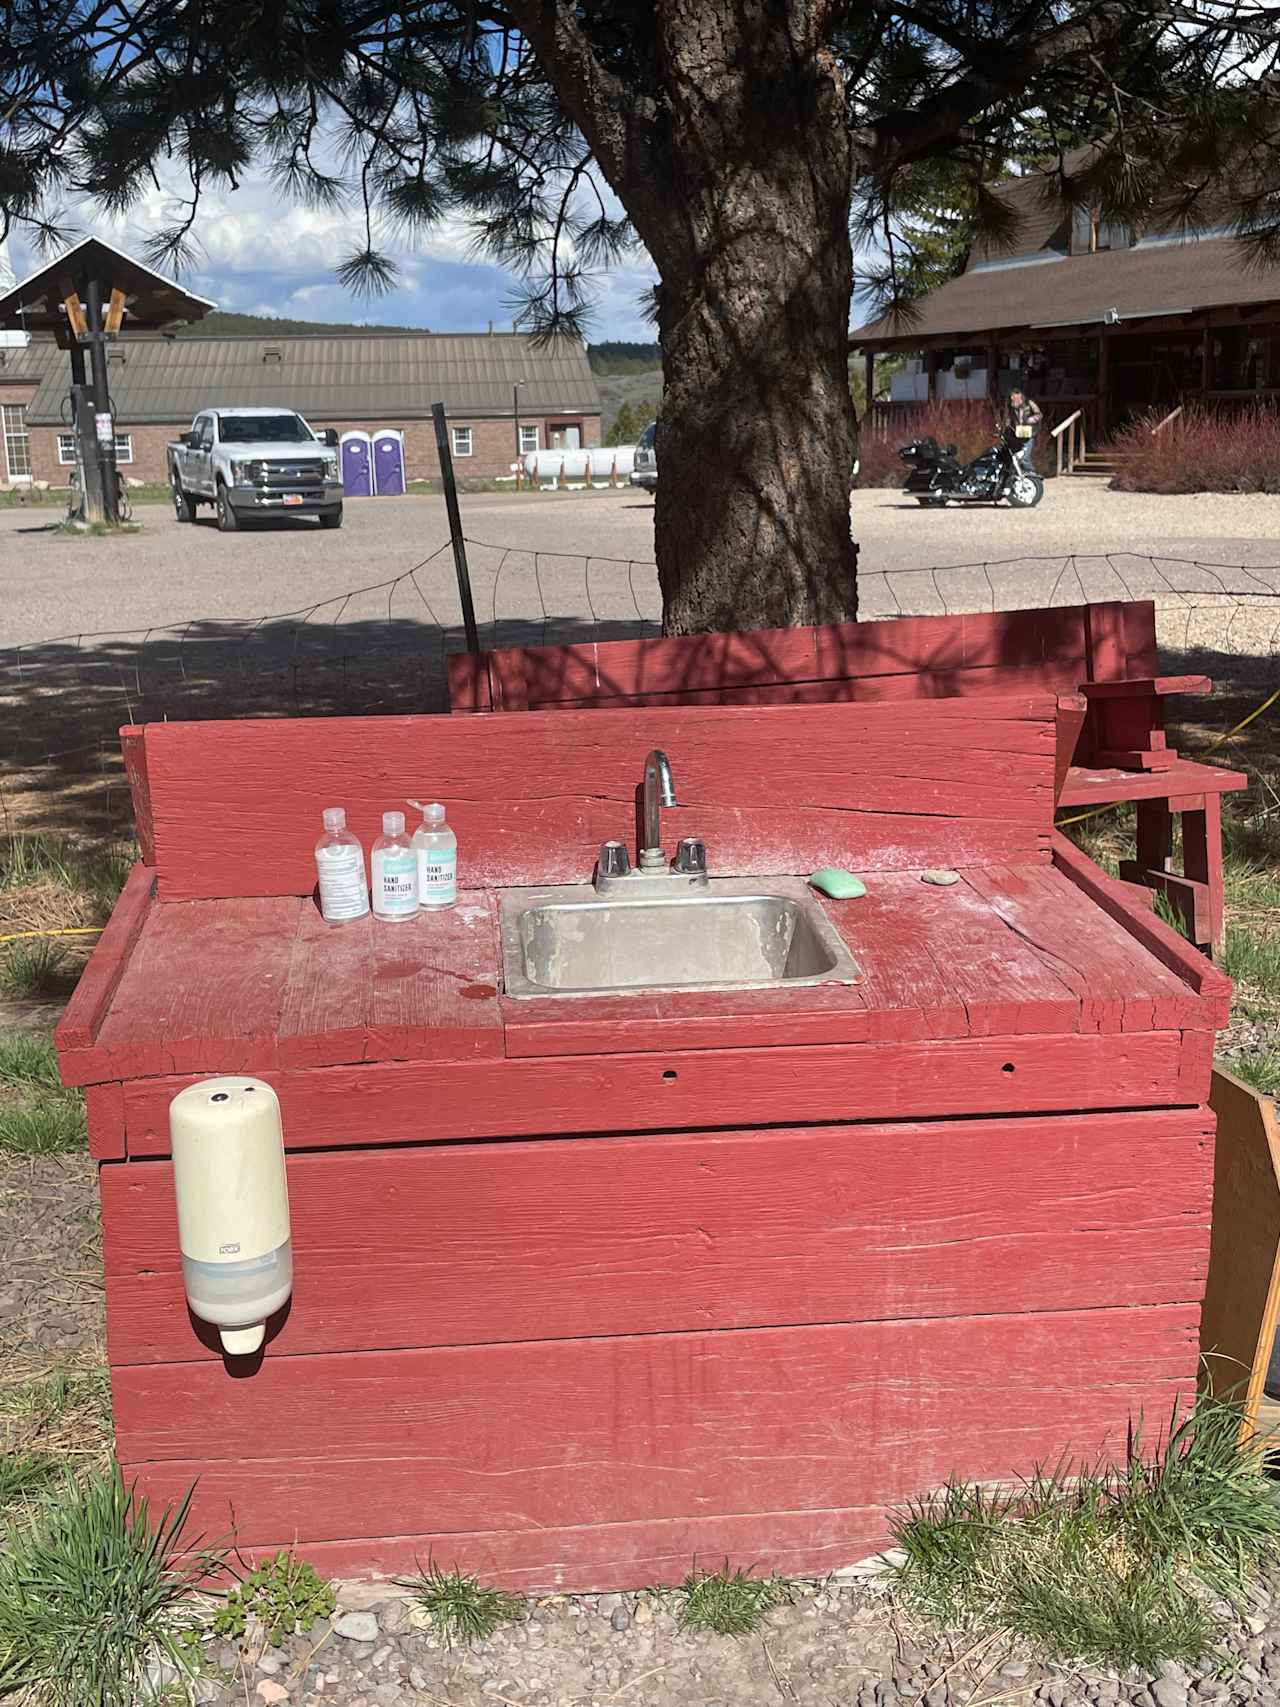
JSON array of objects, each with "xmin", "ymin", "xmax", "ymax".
[{"xmin": 1111, "ymin": 404, "xmax": 1280, "ymax": 494}]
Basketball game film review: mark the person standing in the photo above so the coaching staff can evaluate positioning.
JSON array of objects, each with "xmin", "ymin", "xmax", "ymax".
[{"xmin": 1006, "ymin": 387, "xmax": 1043, "ymax": 471}]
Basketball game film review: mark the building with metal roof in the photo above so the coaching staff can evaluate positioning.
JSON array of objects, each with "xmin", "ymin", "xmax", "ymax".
[
  {"xmin": 850, "ymin": 153, "xmax": 1280, "ymax": 463},
  {"xmin": 2, "ymin": 325, "xmax": 602, "ymax": 488}
]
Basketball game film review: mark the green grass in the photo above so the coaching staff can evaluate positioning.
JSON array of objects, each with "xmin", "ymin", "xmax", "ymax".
[
  {"xmin": 0, "ymin": 1030, "xmax": 84, "ymax": 1156},
  {"xmin": 396, "ymin": 1560, "xmax": 524, "ymax": 1645},
  {"xmin": 667, "ymin": 1565, "xmax": 792, "ymax": 1636},
  {"xmin": 0, "ymin": 1465, "xmax": 221, "ymax": 1705},
  {"xmin": 1223, "ymin": 925, "xmax": 1280, "ymax": 1004},
  {"xmin": 0, "ymin": 1088, "xmax": 86, "ymax": 1155},
  {"xmin": 0, "ymin": 1032, "xmax": 61, "ymax": 1091},
  {"xmin": 0, "ymin": 940, "xmax": 73, "ymax": 999},
  {"xmin": 889, "ymin": 1400, "xmax": 1280, "ymax": 1670},
  {"xmin": 0, "ymin": 1371, "xmax": 111, "ymax": 1425},
  {"xmin": 1227, "ymin": 1048, "xmax": 1280, "ymax": 1098},
  {"xmin": 0, "ymin": 1451, "xmax": 60, "ymax": 1512},
  {"xmin": 0, "ymin": 834, "xmax": 130, "ymax": 916}
]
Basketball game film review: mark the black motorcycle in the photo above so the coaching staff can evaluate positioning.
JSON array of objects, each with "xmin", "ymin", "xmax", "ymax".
[{"xmin": 898, "ymin": 427, "xmax": 1044, "ymax": 508}]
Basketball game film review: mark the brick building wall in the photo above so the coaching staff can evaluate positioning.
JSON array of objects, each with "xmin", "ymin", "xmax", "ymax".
[{"xmin": 27, "ymin": 411, "xmax": 601, "ymax": 488}]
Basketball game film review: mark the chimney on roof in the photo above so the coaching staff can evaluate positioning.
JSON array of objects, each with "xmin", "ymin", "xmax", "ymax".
[{"xmin": 488, "ymin": 320, "xmax": 493, "ymax": 334}]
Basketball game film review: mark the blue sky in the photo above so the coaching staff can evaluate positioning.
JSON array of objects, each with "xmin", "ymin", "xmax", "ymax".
[{"xmin": 10, "ymin": 169, "xmax": 661, "ymax": 340}]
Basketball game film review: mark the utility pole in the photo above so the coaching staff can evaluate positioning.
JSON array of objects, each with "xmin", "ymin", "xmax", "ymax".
[
  {"xmin": 512, "ymin": 380, "xmax": 523, "ymax": 491},
  {"xmin": 83, "ymin": 277, "xmax": 120, "ymax": 526}
]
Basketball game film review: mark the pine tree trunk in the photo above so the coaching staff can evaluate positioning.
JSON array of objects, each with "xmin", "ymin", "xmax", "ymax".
[{"xmin": 640, "ymin": 2, "xmax": 859, "ymax": 635}]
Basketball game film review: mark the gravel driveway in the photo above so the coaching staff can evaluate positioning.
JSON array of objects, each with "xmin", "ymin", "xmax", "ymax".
[{"xmin": 2, "ymin": 483, "xmax": 1280, "ymax": 651}]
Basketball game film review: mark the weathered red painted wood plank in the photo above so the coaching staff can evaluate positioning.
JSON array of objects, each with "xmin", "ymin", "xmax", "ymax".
[
  {"xmin": 501, "ymin": 606, "xmax": 1109, "ymax": 707},
  {"xmin": 1081, "ymin": 675, "xmax": 1210, "ymax": 700},
  {"xmin": 84, "ymin": 1080, "xmax": 126, "ymax": 1161},
  {"xmin": 120, "ymin": 727, "xmax": 156, "ymax": 864},
  {"xmin": 76, "ymin": 895, "xmax": 300, "ymax": 1083},
  {"xmin": 812, "ymin": 881, "xmax": 965, "ymax": 1041},
  {"xmin": 140, "ymin": 1503, "xmax": 902, "ymax": 1591},
  {"xmin": 961, "ymin": 862, "xmax": 1204, "ymax": 1035},
  {"xmin": 119, "ymin": 1029, "xmax": 1190, "ymax": 1157},
  {"xmin": 55, "ymin": 862, "xmax": 154, "ymax": 1076},
  {"xmin": 112, "ymin": 1305, "xmax": 1201, "ymax": 1548},
  {"xmin": 1060, "ymin": 759, "xmax": 1247, "ymax": 808},
  {"xmin": 1052, "ymin": 832, "xmax": 1232, "ymax": 1029},
  {"xmin": 101, "ymin": 1110, "xmax": 1214, "ymax": 1366},
  {"xmin": 137, "ymin": 697, "xmax": 1058, "ymax": 901},
  {"xmin": 276, "ymin": 894, "xmax": 503, "ymax": 1068},
  {"xmin": 444, "ymin": 652, "xmax": 492, "ymax": 714}
]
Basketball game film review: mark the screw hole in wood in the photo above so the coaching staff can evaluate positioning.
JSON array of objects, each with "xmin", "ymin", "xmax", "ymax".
[{"xmin": 662, "ymin": 1070, "xmax": 678, "ymax": 1083}]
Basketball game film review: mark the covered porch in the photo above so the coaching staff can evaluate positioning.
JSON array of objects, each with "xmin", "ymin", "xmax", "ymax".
[{"xmin": 853, "ymin": 304, "xmax": 1280, "ymax": 472}]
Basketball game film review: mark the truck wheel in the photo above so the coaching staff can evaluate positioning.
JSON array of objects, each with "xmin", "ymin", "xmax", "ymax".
[
  {"xmin": 319, "ymin": 509, "xmax": 343, "ymax": 530},
  {"xmin": 215, "ymin": 483, "xmax": 239, "ymax": 532},
  {"xmin": 172, "ymin": 479, "xmax": 197, "ymax": 523}
]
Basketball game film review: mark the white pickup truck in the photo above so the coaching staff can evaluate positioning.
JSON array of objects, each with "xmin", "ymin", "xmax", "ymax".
[{"xmin": 167, "ymin": 406, "xmax": 344, "ymax": 531}]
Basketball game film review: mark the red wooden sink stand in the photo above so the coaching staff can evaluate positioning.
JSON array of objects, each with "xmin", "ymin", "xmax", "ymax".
[{"xmin": 58, "ymin": 692, "xmax": 1230, "ymax": 1589}]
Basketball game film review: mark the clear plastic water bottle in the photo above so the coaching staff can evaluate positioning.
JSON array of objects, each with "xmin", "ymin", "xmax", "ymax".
[
  {"xmin": 410, "ymin": 801, "xmax": 458, "ymax": 910},
  {"xmin": 314, "ymin": 806, "xmax": 369, "ymax": 922}
]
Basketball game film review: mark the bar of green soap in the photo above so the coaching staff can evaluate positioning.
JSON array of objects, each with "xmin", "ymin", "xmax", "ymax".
[{"xmin": 808, "ymin": 868, "xmax": 866, "ymax": 899}]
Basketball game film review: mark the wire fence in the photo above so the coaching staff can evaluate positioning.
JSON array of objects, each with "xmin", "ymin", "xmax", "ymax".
[{"xmin": 2, "ymin": 537, "xmax": 1279, "ymax": 834}]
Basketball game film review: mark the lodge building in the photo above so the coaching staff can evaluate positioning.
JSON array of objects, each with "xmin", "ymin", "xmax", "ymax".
[{"xmin": 849, "ymin": 153, "xmax": 1280, "ymax": 452}]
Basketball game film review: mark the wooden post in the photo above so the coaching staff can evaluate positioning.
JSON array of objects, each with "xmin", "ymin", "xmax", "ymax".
[
  {"xmin": 83, "ymin": 276, "xmax": 120, "ymax": 527},
  {"xmin": 985, "ymin": 340, "xmax": 997, "ymax": 406},
  {"xmin": 862, "ymin": 349, "xmax": 874, "ymax": 410},
  {"xmin": 925, "ymin": 347, "xmax": 938, "ymax": 402},
  {"xmin": 1201, "ymin": 314, "xmax": 1212, "ymax": 398},
  {"xmin": 1097, "ymin": 333, "xmax": 1110, "ymax": 440}
]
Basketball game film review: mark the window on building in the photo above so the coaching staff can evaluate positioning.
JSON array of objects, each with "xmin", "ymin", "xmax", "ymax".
[
  {"xmin": 1071, "ymin": 205, "xmax": 1132, "ymax": 255},
  {"xmin": 519, "ymin": 424, "xmax": 539, "ymax": 454},
  {"xmin": 451, "ymin": 426, "xmax": 473, "ymax": 457},
  {"xmin": 1, "ymin": 403, "xmax": 31, "ymax": 481},
  {"xmin": 58, "ymin": 431, "xmax": 132, "ymax": 464}
]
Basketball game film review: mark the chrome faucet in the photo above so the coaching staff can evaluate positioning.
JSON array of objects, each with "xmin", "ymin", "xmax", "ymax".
[
  {"xmin": 593, "ymin": 748, "xmax": 708, "ymax": 894},
  {"xmin": 639, "ymin": 749, "xmax": 677, "ymax": 870}
]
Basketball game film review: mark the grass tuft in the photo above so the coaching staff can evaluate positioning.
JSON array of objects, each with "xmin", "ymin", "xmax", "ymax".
[
  {"xmin": 0, "ymin": 1086, "xmax": 86, "ymax": 1155},
  {"xmin": 889, "ymin": 1400, "xmax": 1280, "ymax": 1670},
  {"xmin": 668, "ymin": 1564, "xmax": 791, "ymax": 1636},
  {"xmin": 0, "ymin": 1032, "xmax": 61, "ymax": 1091},
  {"xmin": 1227, "ymin": 1048, "xmax": 1280, "ymax": 1099},
  {"xmin": 1223, "ymin": 925, "xmax": 1280, "ymax": 1005},
  {"xmin": 0, "ymin": 1465, "xmax": 222, "ymax": 1705},
  {"xmin": 397, "ymin": 1559, "xmax": 524, "ymax": 1645},
  {"xmin": 0, "ymin": 1451, "xmax": 61, "ymax": 1512},
  {"xmin": 0, "ymin": 940, "xmax": 73, "ymax": 999}
]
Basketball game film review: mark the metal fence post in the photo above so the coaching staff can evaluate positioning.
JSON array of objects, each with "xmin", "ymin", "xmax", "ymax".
[{"xmin": 431, "ymin": 402, "xmax": 480, "ymax": 654}]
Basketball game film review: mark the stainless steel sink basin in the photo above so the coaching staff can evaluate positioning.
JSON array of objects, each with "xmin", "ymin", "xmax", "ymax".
[{"xmin": 500, "ymin": 878, "xmax": 861, "ymax": 998}]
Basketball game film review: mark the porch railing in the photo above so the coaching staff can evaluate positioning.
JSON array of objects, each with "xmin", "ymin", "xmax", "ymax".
[{"xmin": 1051, "ymin": 409, "xmax": 1086, "ymax": 476}]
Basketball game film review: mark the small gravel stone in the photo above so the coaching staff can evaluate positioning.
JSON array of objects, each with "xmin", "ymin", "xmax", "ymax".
[
  {"xmin": 1152, "ymin": 1681, "xmax": 1188, "ymax": 1707},
  {"xmin": 371, "ymin": 1643, "xmax": 393, "ymax": 1667},
  {"xmin": 409, "ymin": 1665, "xmax": 429, "ymax": 1690},
  {"xmin": 255, "ymin": 1684, "xmax": 288, "ymax": 1706},
  {"xmin": 379, "ymin": 1600, "xmax": 412, "ymax": 1636},
  {"xmin": 611, "ymin": 1605, "xmax": 631, "ymax": 1632},
  {"xmin": 334, "ymin": 1610, "xmax": 380, "ymax": 1643}
]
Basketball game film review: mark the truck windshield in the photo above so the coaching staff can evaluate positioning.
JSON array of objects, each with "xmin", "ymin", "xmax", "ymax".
[{"xmin": 217, "ymin": 414, "xmax": 313, "ymax": 444}]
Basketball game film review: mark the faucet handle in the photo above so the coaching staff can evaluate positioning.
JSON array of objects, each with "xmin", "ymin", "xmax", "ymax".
[
  {"xmin": 672, "ymin": 836, "xmax": 707, "ymax": 876},
  {"xmin": 597, "ymin": 839, "xmax": 631, "ymax": 880}
]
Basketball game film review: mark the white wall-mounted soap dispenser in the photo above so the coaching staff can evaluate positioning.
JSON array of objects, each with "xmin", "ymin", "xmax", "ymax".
[{"xmin": 169, "ymin": 1077, "xmax": 292, "ymax": 1356}]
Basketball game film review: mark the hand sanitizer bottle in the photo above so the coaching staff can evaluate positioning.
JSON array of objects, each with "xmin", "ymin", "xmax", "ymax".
[
  {"xmin": 372, "ymin": 811, "xmax": 418, "ymax": 921},
  {"xmin": 314, "ymin": 807, "xmax": 369, "ymax": 922},
  {"xmin": 410, "ymin": 801, "xmax": 458, "ymax": 910}
]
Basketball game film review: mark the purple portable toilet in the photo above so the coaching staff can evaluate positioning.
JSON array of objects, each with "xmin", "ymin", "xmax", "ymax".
[
  {"xmin": 340, "ymin": 431, "xmax": 372, "ymax": 497},
  {"xmin": 373, "ymin": 429, "xmax": 406, "ymax": 496}
]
